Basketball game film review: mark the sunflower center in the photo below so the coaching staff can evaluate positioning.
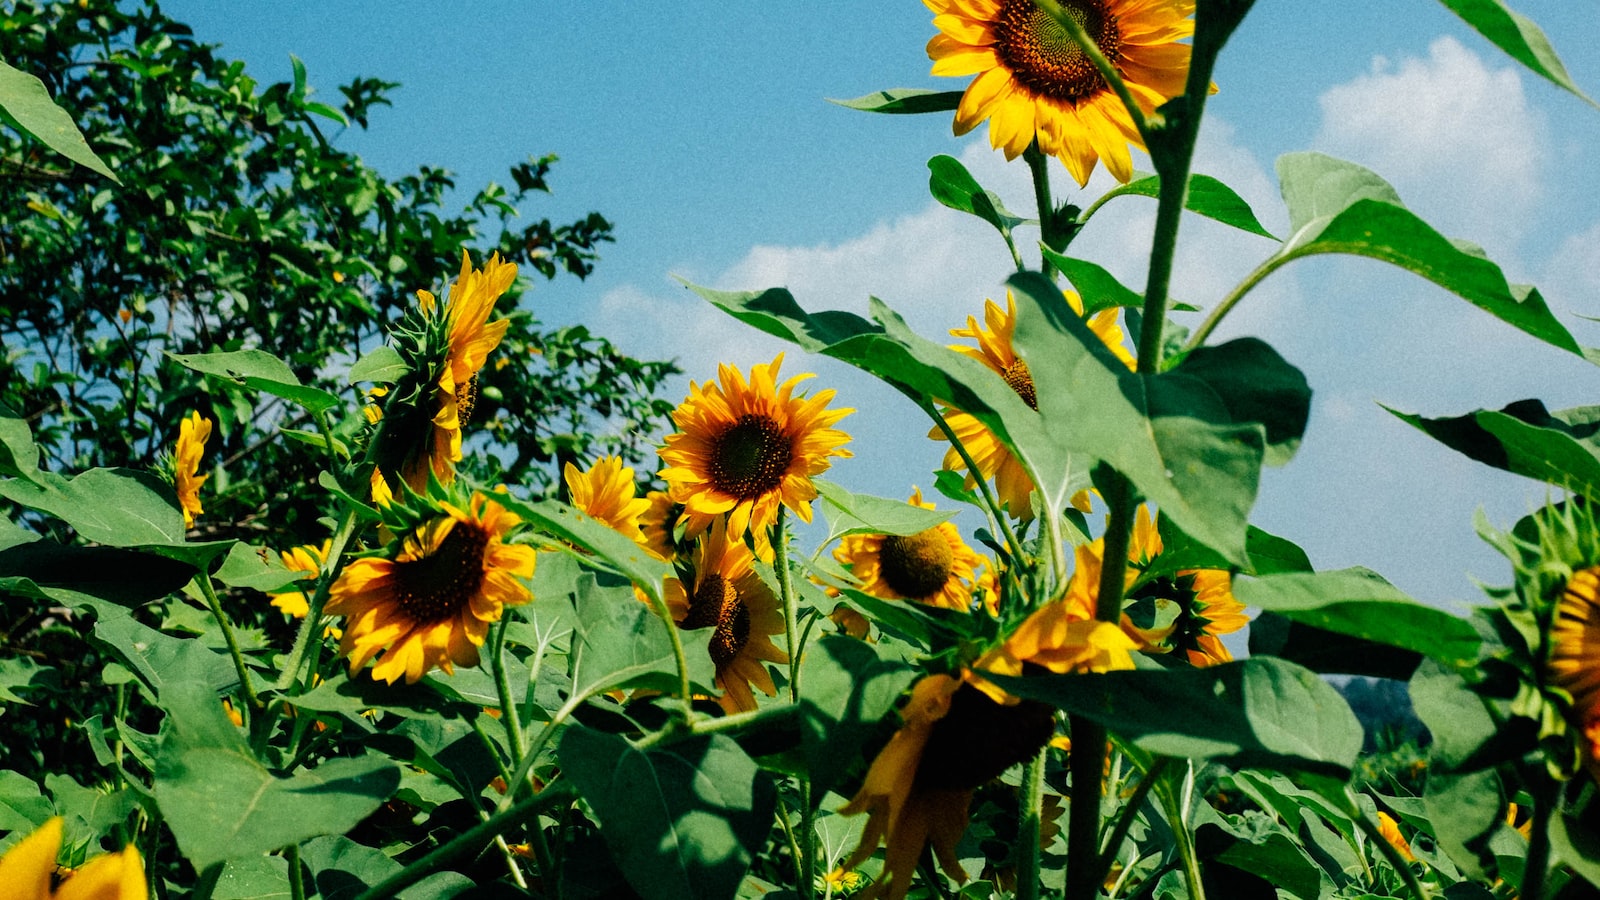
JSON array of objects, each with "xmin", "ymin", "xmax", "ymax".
[
  {"xmin": 994, "ymin": 0, "xmax": 1122, "ymax": 104},
  {"xmin": 455, "ymin": 374, "xmax": 479, "ymax": 426},
  {"xmin": 683, "ymin": 573, "xmax": 750, "ymax": 671},
  {"xmin": 878, "ymin": 530, "xmax": 956, "ymax": 600},
  {"xmin": 709, "ymin": 414, "xmax": 792, "ymax": 500},
  {"xmin": 1002, "ymin": 359, "xmax": 1038, "ymax": 410},
  {"xmin": 391, "ymin": 520, "xmax": 488, "ymax": 624},
  {"xmin": 915, "ymin": 684, "xmax": 1056, "ymax": 791}
]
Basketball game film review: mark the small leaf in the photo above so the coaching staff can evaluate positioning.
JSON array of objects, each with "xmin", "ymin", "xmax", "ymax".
[
  {"xmin": 300, "ymin": 834, "xmax": 473, "ymax": 900},
  {"xmin": 1088, "ymin": 172, "xmax": 1276, "ymax": 239},
  {"xmin": 348, "ymin": 345, "xmax": 407, "ymax": 384},
  {"xmin": 559, "ymin": 728, "xmax": 776, "ymax": 900},
  {"xmin": 827, "ymin": 88, "xmax": 964, "ymax": 115},
  {"xmin": 1436, "ymin": 0, "xmax": 1597, "ymax": 107},
  {"xmin": 1389, "ymin": 400, "xmax": 1600, "ymax": 498},
  {"xmin": 1040, "ymin": 250, "xmax": 1147, "ymax": 315},
  {"xmin": 0, "ymin": 402, "xmax": 40, "ymax": 481},
  {"xmin": 0, "ymin": 58, "xmax": 119, "ymax": 182},
  {"xmin": 814, "ymin": 479, "xmax": 955, "ymax": 539},
  {"xmin": 495, "ymin": 494, "xmax": 670, "ymax": 607},
  {"xmin": 167, "ymin": 349, "xmax": 341, "ymax": 414},
  {"xmin": 927, "ymin": 154, "xmax": 1027, "ymax": 235}
]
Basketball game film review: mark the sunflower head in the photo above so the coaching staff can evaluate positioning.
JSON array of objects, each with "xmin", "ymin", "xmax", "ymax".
[
  {"xmin": 372, "ymin": 251, "xmax": 517, "ymax": 492},
  {"xmin": 269, "ymin": 540, "xmax": 333, "ymax": 619},
  {"xmin": 326, "ymin": 484, "xmax": 536, "ymax": 684},
  {"xmin": 659, "ymin": 354, "xmax": 853, "ymax": 542},
  {"xmin": 927, "ymin": 0, "xmax": 1200, "ymax": 185},
  {"xmin": 172, "ymin": 410, "xmax": 213, "ymax": 529},
  {"xmin": 834, "ymin": 488, "xmax": 988, "ymax": 611},
  {"xmin": 0, "ymin": 817, "xmax": 147, "ymax": 900},
  {"xmin": 1118, "ymin": 507, "xmax": 1246, "ymax": 666},
  {"xmin": 565, "ymin": 456, "xmax": 652, "ymax": 544}
]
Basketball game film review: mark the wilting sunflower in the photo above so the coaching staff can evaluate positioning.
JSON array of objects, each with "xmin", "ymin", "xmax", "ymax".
[
  {"xmin": 565, "ymin": 456, "xmax": 651, "ymax": 544},
  {"xmin": 926, "ymin": 0, "xmax": 1200, "ymax": 185},
  {"xmin": 932, "ymin": 290, "xmax": 1130, "ymax": 519},
  {"xmin": 839, "ymin": 674, "xmax": 1055, "ymax": 900},
  {"xmin": 173, "ymin": 410, "xmax": 212, "ymax": 529},
  {"xmin": 0, "ymin": 817, "xmax": 146, "ymax": 900},
  {"xmin": 327, "ymin": 491, "xmax": 536, "ymax": 684},
  {"xmin": 664, "ymin": 520, "xmax": 788, "ymax": 713},
  {"xmin": 1548, "ymin": 566, "xmax": 1600, "ymax": 783},
  {"xmin": 834, "ymin": 488, "xmax": 988, "ymax": 611},
  {"xmin": 659, "ymin": 354, "xmax": 853, "ymax": 541}
]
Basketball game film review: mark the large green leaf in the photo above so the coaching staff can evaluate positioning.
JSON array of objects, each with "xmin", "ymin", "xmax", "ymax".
[
  {"xmin": 1235, "ymin": 568, "xmax": 1481, "ymax": 665},
  {"xmin": 153, "ymin": 681, "xmax": 401, "ymax": 870},
  {"xmin": 1410, "ymin": 659, "xmax": 1506, "ymax": 877},
  {"xmin": 0, "ymin": 402, "xmax": 40, "ymax": 481},
  {"xmin": 827, "ymin": 88, "xmax": 964, "ymax": 115},
  {"xmin": 1389, "ymin": 400, "xmax": 1600, "ymax": 497},
  {"xmin": 987, "ymin": 657, "xmax": 1362, "ymax": 777},
  {"xmin": 1089, "ymin": 173, "xmax": 1277, "ymax": 239},
  {"xmin": 299, "ymin": 835, "xmax": 473, "ymax": 900},
  {"xmin": 568, "ymin": 572, "xmax": 716, "ymax": 699},
  {"xmin": 0, "ymin": 58, "xmax": 119, "ymax": 182},
  {"xmin": 0, "ymin": 467, "xmax": 233, "ymax": 568},
  {"xmin": 167, "ymin": 349, "xmax": 341, "ymax": 414},
  {"xmin": 1436, "ymin": 0, "xmax": 1597, "ymax": 107},
  {"xmin": 814, "ymin": 478, "xmax": 955, "ymax": 540},
  {"xmin": 927, "ymin": 154, "xmax": 1027, "ymax": 237},
  {"xmin": 795, "ymin": 635, "xmax": 916, "ymax": 803},
  {"xmin": 1165, "ymin": 338, "xmax": 1311, "ymax": 466},
  {"xmin": 496, "ymin": 494, "xmax": 670, "ymax": 607},
  {"xmin": 1272, "ymin": 153, "xmax": 1585, "ymax": 358},
  {"xmin": 559, "ymin": 728, "xmax": 776, "ymax": 900},
  {"xmin": 1248, "ymin": 613, "xmax": 1427, "ymax": 680},
  {"xmin": 1040, "ymin": 250, "xmax": 1149, "ymax": 315}
]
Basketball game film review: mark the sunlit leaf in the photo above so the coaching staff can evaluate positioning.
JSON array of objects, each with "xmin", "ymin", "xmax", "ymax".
[
  {"xmin": 814, "ymin": 479, "xmax": 955, "ymax": 539},
  {"xmin": 0, "ymin": 402, "xmax": 40, "ymax": 482},
  {"xmin": 568, "ymin": 572, "xmax": 716, "ymax": 699},
  {"xmin": 0, "ymin": 468, "xmax": 233, "ymax": 568},
  {"xmin": 828, "ymin": 88, "xmax": 964, "ymax": 114},
  {"xmin": 495, "ymin": 494, "xmax": 670, "ymax": 607},
  {"xmin": 1436, "ymin": 0, "xmax": 1597, "ymax": 107},
  {"xmin": 0, "ymin": 58, "xmax": 119, "ymax": 182},
  {"xmin": 167, "ymin": 349, "xmax": 341, "ymax": 414},
  {"xmin": 1090, "ymin": 172, "xmax": 1277, "ymax": 239},
  {"xmin": 1040, "ymin": 250, "xmax": 1148, "ymax": 315},
  {"xmin": 348, "ymin": 345, "xmax": 407, "ymax": 384},
  {"xmin": 1389, "ymin": 400, "xmax": 1600, "ymax": 498},
  {"xmin": 927, "ymin": 154, "xmax": 1027, "ymax": 236}
]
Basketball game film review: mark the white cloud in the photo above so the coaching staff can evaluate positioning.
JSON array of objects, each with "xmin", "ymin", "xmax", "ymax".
[{"xmin": 1313, "ymin": 35, "xmax": 1548, "ymax": 264}]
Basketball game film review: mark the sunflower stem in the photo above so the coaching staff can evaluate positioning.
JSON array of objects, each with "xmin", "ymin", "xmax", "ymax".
[
  {"xmin": 924, "ymin": 400, "xmax": 1028, "ymax": 580},
  {"xmin": 1024, "ymin": 143, "xmax": 1061, "ymax": 280},
  {"xmin": 1097, "ymin": 757, "xmax": 1171, "ymax": 879},
  {"xmin": 490, "ymin": 618, "xmax": 527, "ymax": 763},
  {"xmin": 1032, "ymin": 0, "xmax": 1150, "ymax": 141},
  {"xmin": 195, "ymin": 568, "xmax": 261, "ymax": 711},
  {"xmin": 1066, "ymin": 717, "xmax": 1108, "ymax": 900},
  {"xmin": 1350, "ymin": 802, "xmax": 1431, "ymax": 900},
  {"xmin": 775, "ymin": 793, "xmax": 808, "ymax": 896},
  {"xmin": 776, "ymin": 509, "xmax": 803, "ymax": 704},
  {"xmin": 275, "ymin": 505, "xmax": 360, "ymax": 693},
  {"xmin": 1521, "ymin": 775, "xmax": 1558, "ymax": 900},
  {"xmin": 1152, "ymin": 763, "xmax": 1207, "ymax": 900},
  {"xmin": 1181, "ymin": 253, "xmax": 1288, "ymax": 352},
  {"xmin": 286, "ymin": 844, "xmax": 306, "ymax": 900},
  {"xmin": 1017, "ymin": 745, "xmax": 1048, "ymax": 900}
]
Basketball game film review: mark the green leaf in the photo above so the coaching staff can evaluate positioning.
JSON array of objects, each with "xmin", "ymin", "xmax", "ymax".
[
  {"xmin": 0, "ymin": 656, "xmax": 60, "ymax": 704},
  {"xmin": 814, "ymin": 479, "xmax": 955, "ymax": 539},
  {"xmin": 827, "ymin": 88, "xmax": 964, "ymax": 115},
  {"xmin": 1274, "ymin": 153, "xmax": 1585, "ymax": 358},
  {"xmin": 300, "ymin": 835, "xmax": 473, "ymax": 900},
  {"xmin": 0, "ymin": 541, "xmax": 196, "ymax": 608},
  {"xmin": 212, "ymin": 856, "xmax": 291, "ymax": 900},
  {"xmin": 0, "ymin": 468, "xmax": 233, "ymax": 568},
  {"xmin": 348, "ymin": 345, "xmax": 407, "ymax": 384},
  {"xmin": 213, "ymin": 542, "xmax": 300, "ymax": 593},
  {"xmin": 568, "ymin": 572, "xmax": 715, "ymax": 699},
  {"xmin": 1167, "ymin": 338, "xmax": 1311, "ymax": 466},
  {"xmin": 1410, "ymin": 658, "xmax": 1505, "ymax": 877},
  {"xmin": 0, "ymin": 402, "xmax": 40, "ymax": 481},
  {"xmin": 927, "ymin": 154, "xmax": 1027, "ymax": 236},
  {"xmin": 987, "ymin": 657, "xmax": 1362, "ymax": 777},
  {"xmin": 495, "ymin": 494, "xmax": 670, "ymax": 607},
  {"xmin": 45, "ymin": 774, "xmax": 137, "ymax": 847},
  {"xmin": 166, "ymin": 349, "xmax": 341, "ymax": 414},
  {"xmin": 1234, "ymin": 568, "xmax": 1481, "ymax": 665},
  {"xmin": 559, "ymin": 728, "xmax": 776, "ymax": 900},
  {"xmin": 0, "ymin": 770, "xmax": 52, "ymax": 835},
  {"xmin": 289, "ymin": 668, "xmax": 469, "ymax": 723},
  {"xmin": 1089, "ymin": 173, "xmax": 1276, "ymax": 239},
  {"xmin": 0, "ymin": 58, "xmax": 119, "ymax": 182},
  {"xmin": 153, "ymin": 681, "xmax": 401, "ymax": 871},
  {"xmin": 1248, "ymin": 613, "xmax": 1426, "ymax": 680},
  {"xmin": 1040, "ymin": 251, "xmax": 1148, "ymax": 315},
  {"xmin": 1436, "ymin": 0, "xmax": 1597, "ymax": 107},
  {"xmin": 1389, "ymin": 400, "xmax": 1600, "ymax": 498},
  {"xmin": 795, "ymin": 636, "xmax": 916, "ymax": 803}
]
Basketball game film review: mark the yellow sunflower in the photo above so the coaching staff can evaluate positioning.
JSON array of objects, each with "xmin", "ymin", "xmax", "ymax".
[
  {"xmin": 401, "ymin": 251, "xmax": 517, "ymax": 491},
  {"xmin": 638, "ymin": 490, "xmax": 689, "ymax": 562},
  {"xmin": 1375, "ymin": 811, "xmax": 1417, "ymax": 863},
  {"xmin": 0, "ymin": 817, "xmax": 146, "ymax": 900},
  {"xmin": 839, "ymin": 674, "xmax": 1055, "ymax": 900},
  {"xmin": 659, "ymin": 354, "xmax": 853, "ymax": 541},
  {"xmin": 1548, "ymin": 567, "xmax": 1600, "ymax": 784},
  {"xmin": 926, "ymin": 0, "xmax": 1200, "ymax": 185},
  {"xmin": 565, "ymin": 456, "xmax": 651, "ymax": 544},
  {"xmin": 663, "ymin": 520, "xmax": 788, "ymax": 713},
  {"xmin": 173, "ymin": 410, "xmax": 212, "ymax": 529},
  {"xmin": 327, "ymin": 491, "xmax": 536, "ymax": 684},
  {"xmin": 931, "ymin": 290, "xmax": 1130, "ymax": 520},
  {"xmin": 268, "ymin": 540, "xmax": 332, "ymax": 618},
  {"xmin": 834, "ymin": 489, "xmax": 988, "ymax": 611},
  {"xmin": 1111, "ymin": 506, "xmax": 1246, "ymax": 666}
]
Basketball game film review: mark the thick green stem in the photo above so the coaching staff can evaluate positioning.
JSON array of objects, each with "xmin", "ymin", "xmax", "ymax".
[
  {"xmin": 1152, "ymin": 765, "xmax": 1207, "ymax": 900},
  {"xmin": 1097, "ymin": 758, "xmax": 1170, "ymax": 877},
  {"xmin": 1066, "ymin": 718, "xmax": 1107, "ymax": 900},
  {"xmin": 490, "ymin": 619, "xmax": 526, "ymax": 763},
  {"xmin": 275, "ymin": 505, "xmax": 360, "ymax": 692},
  {"xmin": 286, "ymin": 845, "xmax": 306, "ymax": 900},
  {"xmin": 196, "ymin": 570, "xmax": 261, "ymax": 711},
  {"xmin": 1024, "ymin": 143, "xmax": 1060, "ymax": 279},
  {"xmin": 776, "ymin": 509, "xmax": 802, "ymax": 703},
  {"xmin": 1017, "ymin": 745, "xmax": 1047, "ymax": 900},
  {"xmin": 1522, "ymin": 777, "xmax": 1558, "ymax": 900}
]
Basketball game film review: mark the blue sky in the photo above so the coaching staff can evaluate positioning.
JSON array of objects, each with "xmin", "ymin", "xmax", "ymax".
[{"xmin": 164, "ymin": 2, "xmax": 1600, "ymax": 609}]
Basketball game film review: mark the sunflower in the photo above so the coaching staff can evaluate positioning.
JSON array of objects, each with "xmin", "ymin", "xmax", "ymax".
[
  {"xmin": 327, "ymin": 491, "xmax": 536, "ymax": 684},
  {"xmin": 565, "ymin": 456, "xmax": 651, "ymax": 544},
  {"xmin": 663, "ymin": 520, "xmax": 789, "ymax": 713},
  {"xmin": 839, "ymin": 674, "xmax": 1055, "ymax": 900},
  {"xmin": 1109, "ymin": 506, "xmax": 1246, "ymax": 665},
  {"xmin": 173, "ymin": 410, "xmax": 212, "ymax": 529},
  {"xmin": 971, "ymin": 591, "xmax": 1138, "ymax": 703},
  {"xmin": 834, "ymin": 489, "xmax": 988, "ymax": 611},
  {"xmin": 1548, "ymin": 567, "xmax": 1600, "ymax": 783},
  {"xmin": 926, "ymin": 0, "xmax": 1200, "ymax": 186},
  {"xmin": 1375, "ymin": 812, "xmax": 1417, "ymax": 863},
  {"xmin": 931, "ymin": 290, "xmax": 1130, "ymax": 519},
  {"xmin": 0, "ymin": 817, "xmax": 146, "ymax": 900},
  {"xmin": 638, "ymin": 490, "xmax": 690, "ymax": 562},
  {"xmin": 268, "ymin": 540, "xmax": 332, "ymax": 618},
  {"xmin": 659, "ymin": 354, "xmax": 853, "ymax": 541}
]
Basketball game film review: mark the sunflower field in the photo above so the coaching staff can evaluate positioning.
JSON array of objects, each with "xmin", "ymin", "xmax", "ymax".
[{"xmin": 4, "ymin": 1, "xmax": 1600, "ymax": 899}]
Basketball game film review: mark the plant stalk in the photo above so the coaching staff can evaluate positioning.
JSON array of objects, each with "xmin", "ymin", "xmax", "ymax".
[
  {"xmin": 196, "ymin": 570, "xmax": 261, "ymax": 711},
  {"xmin": 1017, "ymin": 745, "xmax": 1047, "ymax": 900}
]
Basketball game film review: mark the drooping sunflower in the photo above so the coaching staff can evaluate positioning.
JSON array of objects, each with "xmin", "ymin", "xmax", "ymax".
[
  {"xmin": 659, "ymin": 354, "xmax": 853, "ymax": 542},
  {"xmin": 834, "ymin": 488, "xmax": 989, "ymax": 611},
  {"xmin": 664, "ymin": 519, "xmax": 789, "ymax": 714},
  {"xmin": 327, "ymin": 491, "xmax": 536, "ymax": 684},
  {"xmin": 931, "ymin": 290, "xmax": 1131, "ymax": 519},
  {"xmin": 839, "ymin": 674, "xmax": 1055, "ymax": 900},
  {"xmin": 1099, "ymin": 506, "xmax": 1247, "ymax": 665},
  {"xmin": 565, "ymin": 456, "xmax": 651, "ymax": 544},
  {"xmin": 173, "ymin": 410, "xmax": 212, "ymax": 529},
  {"xmin": 0, "ymin": 817, "xmax": 146, "ymax": 900},
  {"xmin": 1548, "ymin": 566, "xmax": 1600, "ymax": 783},
  {"xmin": 926, "ymin": 0, "xmax": 1200, "ymax": 186}
]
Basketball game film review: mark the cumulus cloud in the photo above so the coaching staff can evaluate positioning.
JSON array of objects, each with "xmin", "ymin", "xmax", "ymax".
[{"xmin": 1313, "ymin": 35, "xmax": 1548, "ymax": 264}]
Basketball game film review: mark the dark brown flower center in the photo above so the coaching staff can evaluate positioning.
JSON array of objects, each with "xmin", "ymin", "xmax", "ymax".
[
  {"xmin": 1002, "ymin": 359, "xmax": 1038, "ymax": 410},
  {"xmin": 455, "ymin": 374, "xmax": 479, "ymax": 426},
  {"xmin": 708, "ymin": 414, "xmax": 792, "ymax": 500},
  {"xmin": 993, "ymin": 0, "xmax": 1122, "ymax": 104},
  {"xmin": 915, "ymin": 684, "xmax": 1056, "ymax": 790},
  {"xmin": 391, "ymin": 519, "xmax": 488, "ymax": 623},
  {"xmin": 682, "ymin": 573, "xmax": 750, "ymax": 671},
  {"xmin": 878, "ymin": 530, "xmax": 956, "ymax": 600}
]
